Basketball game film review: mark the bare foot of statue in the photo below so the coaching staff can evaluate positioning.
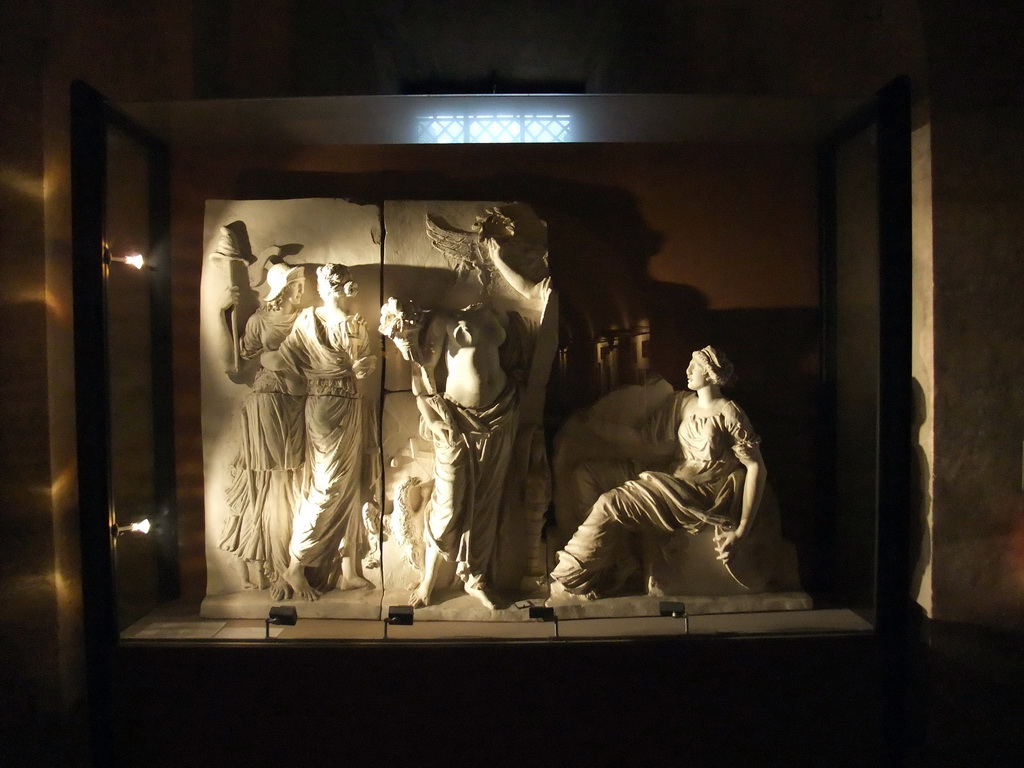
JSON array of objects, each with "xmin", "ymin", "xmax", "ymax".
[
  {"xmin": 646, "ymin": 577, "xmax": 666, "ymax": 597},
  {"xmin": 283, "ymin": 562, "xmax": 320, "ymax": 602},
  {"xmin": 338, "ymin": 574, "xmax": 374, "ymax": 591},
  {"xmin": 252, "ymin": 566, "xmax": 270, "ymax": 591},
  {"xmin": 230, "ymin": 557, "xmax": 256, "ymax": 589},
  {"xmin": 270, "ymin": 579, "xmax": 293, "ymax": 602},
  {"xmin": 548, "ymin": 579, "xmax": 597, "ymax": 602},
  {"xmin": 464, "ymin": 582, "xmax": 498, "ymax": 610},
  {"xmin": 409, "ymin": 583, "xmax": 432, "ymax": 608}
]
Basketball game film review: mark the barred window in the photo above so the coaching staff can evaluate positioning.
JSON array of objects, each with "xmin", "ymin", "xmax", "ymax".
[{"xmin": 417, "ymin": 114, "xmax": 572, "ymax": 144}]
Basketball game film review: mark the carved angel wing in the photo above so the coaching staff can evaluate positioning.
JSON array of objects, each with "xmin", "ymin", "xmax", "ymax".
[{"xmin": 425, "ymin": 214, "xmax": 483, "ymax": 277}]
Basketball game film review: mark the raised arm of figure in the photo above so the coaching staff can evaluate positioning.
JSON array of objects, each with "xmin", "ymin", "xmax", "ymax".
[
  {"xmin": 217, "ymin": 284, "xmax": 246, "ymax": 373},
  {"xmin": 406, "ymin": 313, "xmax": 446, "ymax": 396},
  {"xmin": 480, "ymin": 237, "xmax": 550, "ymax": 301},
  {"xmin": 381, "ymin": 300, "xmax": 446, "ymax": 395}
]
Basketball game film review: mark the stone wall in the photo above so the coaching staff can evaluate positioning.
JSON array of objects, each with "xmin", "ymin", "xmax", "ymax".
[
  {"xmin": 921, "ymin": 0, "xmax": 1024, "ymax": 629},
  {"xmin": 0, "ymin": 3, "xmax": 67, "ymax": 764}
]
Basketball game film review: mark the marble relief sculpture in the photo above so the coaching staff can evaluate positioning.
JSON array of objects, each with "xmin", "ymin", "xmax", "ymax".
[
  {"xmin": 380, "ymin": 205, "xmax": 557, "ymax": 611},
  {"xmin": 262, "ymin": 264, "xmax": 378, "ymax": 601},
  {"xmin": 201, "ymin": 199, "xmax": 383, "ymax": 619},
  {"xmin": 388, "ymin": 476, "xmax": 430, "ymax": 573},
  {"xmin": 200, "ymin": 198, "xmax": 806, "ymax": 625},
  {"xmin": 212, "ymin": 229, "xmax": 308, "ymax": 598},
  {"xmin": 551, "ymin": 347, "xmax": 788, "ymax": 600},
  {"xmin": 381, "ymin": 299, "xmax": 521, "ymax": 609}
]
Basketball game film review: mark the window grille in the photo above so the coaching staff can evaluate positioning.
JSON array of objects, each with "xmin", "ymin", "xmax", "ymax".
[{"xmin": 417, "ymin": 114, "xmax": 571, "ymax": 143}]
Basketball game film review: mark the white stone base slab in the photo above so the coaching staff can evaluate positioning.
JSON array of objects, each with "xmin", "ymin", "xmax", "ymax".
[
  {"xmin": 128, "ymin": 598, "xmax": 865, "ymax": 642},
  {"xmin": 124, "ymin": 620, "xmax": 228, "ymax": 640},
  {"xmin": 546, "ymin": 588, "xmax": 812, "ymax": 621},
  {"xmin": 686, "ymin": 607, "xmax": 870, "ymax": 635},
  {"xmin": 386, "ymin": 620, "xmax": 557, "ymax": 641},
  {"xmin": 553, "ymin": 607, "xmax": 864, "ymax": 639},
  {"xmin": 381, "ymin": 583, "xmax": 550, "ymax": 622},
  {"xmin": 201, "ymin": 586, "xmax": 384, "ymax": 620}
]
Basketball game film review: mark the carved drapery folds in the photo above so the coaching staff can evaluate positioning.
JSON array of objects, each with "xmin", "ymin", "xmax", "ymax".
[{"xmin": 200, "ymin": 199, "xmax": 557, "ymax": 619}]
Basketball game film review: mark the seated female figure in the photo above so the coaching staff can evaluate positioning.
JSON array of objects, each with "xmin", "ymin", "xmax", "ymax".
[{"xmin": 551, "ymin": 346, "xmax": 768, "ymax": 598}]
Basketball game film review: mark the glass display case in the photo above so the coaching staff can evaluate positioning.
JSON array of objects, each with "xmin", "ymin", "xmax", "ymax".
[{"xmin": 71, "ymin": 83, "xmax": 911, "ymax": 651}]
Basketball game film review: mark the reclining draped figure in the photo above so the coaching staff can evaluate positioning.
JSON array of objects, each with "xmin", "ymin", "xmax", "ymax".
[{"xmin": 551, "ymin": 346, "xmax": 795, "ymax": 599}]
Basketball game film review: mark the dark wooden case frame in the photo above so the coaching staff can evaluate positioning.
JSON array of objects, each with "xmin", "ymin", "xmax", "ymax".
[{"xmin": 70, "ymin": 79, "xmax": 913, "ymax": 765}]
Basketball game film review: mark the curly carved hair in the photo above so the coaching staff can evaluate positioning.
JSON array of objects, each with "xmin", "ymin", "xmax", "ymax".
[
  {"xmin": 693, "ymin": 346, "xmax": 736, "ymax": 386},
  {"xmin": 316, "ymin": 263, "xmax": 354, "ymax": 295}
]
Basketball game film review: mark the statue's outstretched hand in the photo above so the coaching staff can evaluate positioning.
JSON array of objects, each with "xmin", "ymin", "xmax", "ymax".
[
  {"xmin": 713, "ymin": 526, "xmax": 742, "ymax": 563},
  {"xmin": 391, "ymin": 334, "xmax": 415, "ymax": 361}
]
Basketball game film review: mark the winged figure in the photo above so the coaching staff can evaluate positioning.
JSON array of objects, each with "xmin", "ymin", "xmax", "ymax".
[{"xmin": 425, "ymin": 208, "xmax": 517, "ymax": 283}]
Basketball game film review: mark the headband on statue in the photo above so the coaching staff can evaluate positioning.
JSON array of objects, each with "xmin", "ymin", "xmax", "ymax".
[{"xmin": 694, "ymin": 346, "xmax": 734, "ymax": 386}]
